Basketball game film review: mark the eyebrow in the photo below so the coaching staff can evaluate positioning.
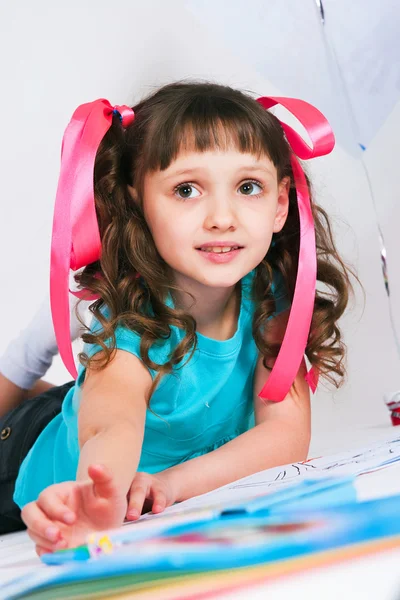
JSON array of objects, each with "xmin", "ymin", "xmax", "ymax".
[{"xmin": 163, "ymin": 165, "xmax": 275, "ymax": 180}]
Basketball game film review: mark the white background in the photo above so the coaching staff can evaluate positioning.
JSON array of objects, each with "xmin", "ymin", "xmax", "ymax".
[{"xmin": 1, "ymin": 0, "xmax": 399, "ymax": 444}]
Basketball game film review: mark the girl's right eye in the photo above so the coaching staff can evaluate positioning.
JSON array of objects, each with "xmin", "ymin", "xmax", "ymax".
[{"xmin": 173, "ymin": 183, "xmax": 201, "ymax": 200}]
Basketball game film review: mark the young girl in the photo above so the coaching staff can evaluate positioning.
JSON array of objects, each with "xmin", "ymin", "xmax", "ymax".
[{"xmin": 1, "ymin": 81, "xmax": 352, "ymax": 554}]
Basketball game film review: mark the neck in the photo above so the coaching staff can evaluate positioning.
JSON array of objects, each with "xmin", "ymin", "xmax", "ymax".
[{"xmin": 171, "ymin": 278, "xmax": 242, "ymax": 341}]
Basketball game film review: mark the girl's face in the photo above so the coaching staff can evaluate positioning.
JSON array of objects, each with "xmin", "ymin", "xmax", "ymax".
[{"xmin": 133, "ymin": 148, "xmax": 289, "ymax": 291}]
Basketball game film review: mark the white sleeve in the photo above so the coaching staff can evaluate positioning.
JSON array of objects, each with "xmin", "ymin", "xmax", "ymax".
[{"xmin": 0, "ymin": 293, "xmax": 90, "ymax": 389}]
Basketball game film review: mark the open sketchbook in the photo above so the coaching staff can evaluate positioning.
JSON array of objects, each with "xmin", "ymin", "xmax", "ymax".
[
  {"xmin": 3, "ymin": 435, "xmax": 400, "ymax": 600},
  {"xmin": 142, "ymin": 434, "xmax": 400, "ymax": 517}
]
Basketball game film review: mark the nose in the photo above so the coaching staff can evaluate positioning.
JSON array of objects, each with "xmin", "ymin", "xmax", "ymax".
[{"xmin": 203, "ymin": 195, "xmax": 238, "ymax": 231}]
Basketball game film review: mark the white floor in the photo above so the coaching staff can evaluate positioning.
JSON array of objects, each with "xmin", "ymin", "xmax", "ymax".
[{"xmin": 2, "ymin": 421, "xmax": 400, "ymax": 599}]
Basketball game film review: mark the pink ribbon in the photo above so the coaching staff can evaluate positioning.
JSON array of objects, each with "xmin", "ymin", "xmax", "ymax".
[
  {"xmin": 256, "ymin": 97, "xmax": 335, "ymax": 401},
  {"xmin": 50, "ymin": 99, "xmax": 134, "ymax": 379}
]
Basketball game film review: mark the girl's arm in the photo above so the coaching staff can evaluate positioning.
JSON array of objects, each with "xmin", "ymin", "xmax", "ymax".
[
  {"xmin": 159, "ymin": 359, "xmax": 310, "ymax": 502},
  {"xmin": 158, "ymin": 310, "xmax": 311, "ymax": 502},
  {"xmin": 77, "ymin": 349, "xmax": 152, "ymax": 493},
  {"xmin": 21, "ymin": 349, "xmax": 152, "ymax": 553}
]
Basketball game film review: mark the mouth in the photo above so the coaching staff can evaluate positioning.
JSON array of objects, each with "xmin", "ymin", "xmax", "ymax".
[
  {"xmin": 195, "ymin": 246, "xmax": 244, "ymax": 263},
  {"xmin": 195, "ymin": 245, "xmax": 243, "ymax": 254}
]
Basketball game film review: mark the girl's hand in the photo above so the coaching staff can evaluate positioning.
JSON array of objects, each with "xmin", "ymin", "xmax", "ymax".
[
  {"xmin": 21, "ymin": 464, "xmax": 127, "ymax": 555},
  {"xmin": 126, "ymin": 471, "xmax": 175, "ymax": 520}
]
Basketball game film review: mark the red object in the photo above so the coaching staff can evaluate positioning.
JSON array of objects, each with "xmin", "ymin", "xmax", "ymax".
[{"xmin": 384, "ymin": 394, "xmax": 400, "ymax": 426}]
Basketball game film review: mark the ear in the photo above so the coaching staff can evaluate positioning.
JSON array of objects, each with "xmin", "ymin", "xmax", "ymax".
[
  {"xmin": 273, "ymin": 177, "xmax": 290, "ymax": 233},
  {"xmin": 127, "ymin": 185, "xmax": 140, "ymax": 205}
]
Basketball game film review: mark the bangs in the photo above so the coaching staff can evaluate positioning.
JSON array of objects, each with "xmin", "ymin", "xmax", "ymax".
[{"xmin": 142, "ymin": 94, "xmax": 275, "ymax": 172}]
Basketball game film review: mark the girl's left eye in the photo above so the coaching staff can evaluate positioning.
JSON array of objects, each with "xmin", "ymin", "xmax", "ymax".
[{"xmin": 238, "ymin": 180, "xmax": 264, "ymax": 196}]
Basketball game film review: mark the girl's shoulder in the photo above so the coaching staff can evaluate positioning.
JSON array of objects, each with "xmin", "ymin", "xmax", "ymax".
[
  {"xmin": 80, "ymin": 302, "xmax": 180, "ymax": 381},
  {"xmin": 81, "ymin": 304, "xmax": 142, "ymax": 363}
]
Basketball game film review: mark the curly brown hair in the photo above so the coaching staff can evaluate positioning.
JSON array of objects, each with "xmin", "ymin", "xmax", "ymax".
[{"xmin": 75, "ymin": 80, "xmax": 354, "ymax": 405}]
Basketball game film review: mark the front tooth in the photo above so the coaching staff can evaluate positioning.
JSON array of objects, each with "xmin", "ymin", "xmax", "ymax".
[{"xmin": 202, "ymin": 247, "xmax": 234, "ymax": 253}]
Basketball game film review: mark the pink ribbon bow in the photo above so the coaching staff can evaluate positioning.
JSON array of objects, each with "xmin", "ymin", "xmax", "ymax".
[
  {"xmin": 256, "ymin": 97, "xmax": 335, "ymax": 401},
  {"xmin": 50, "ymin": 99, "xmax": 135, "ymax": 379}
]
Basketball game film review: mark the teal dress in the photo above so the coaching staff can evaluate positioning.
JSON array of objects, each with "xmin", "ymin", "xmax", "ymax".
[{"xmin": 14, "ymin": 269, "xmax": 287, "ymax": 508}]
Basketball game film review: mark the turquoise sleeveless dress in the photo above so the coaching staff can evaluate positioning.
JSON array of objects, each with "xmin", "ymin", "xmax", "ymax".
[{"xmin": 14, "ymin": 269, "xmax": 287, "ymax": 507}]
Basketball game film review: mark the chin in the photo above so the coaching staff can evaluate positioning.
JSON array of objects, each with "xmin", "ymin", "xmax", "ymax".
[
  {"xmin": 196, "ymin": 272, "xmax": 244, "ymax": 289},
  {"xmin": 171, "ymin": 260, "xmax": 250, "ymax": 289}
]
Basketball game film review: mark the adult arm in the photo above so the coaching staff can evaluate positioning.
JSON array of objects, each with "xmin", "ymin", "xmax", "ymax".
[
  {"xmin": 0, "ymin": 374, "xmax": 55, "ymax": 417},
  {"xmin": 0, "ymin": 294, "xmax": 88, "ymax": 417}
]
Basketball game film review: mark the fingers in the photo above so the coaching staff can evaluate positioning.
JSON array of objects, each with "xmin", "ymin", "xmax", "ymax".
[
  {"xmin": 88, "ymin": 464, "xmax": 118, "ymax": 500},
  {"xmin": 126, "ymin": 484, "xmax": 148, "ymax": 520},
  {"xmin": 29, "ymin": 530, "xmax": 67, "ymax": 552},
  {"xmin": 35, "ymin": 543, "xmax": 66, "ymax": 557},
  {"xmin": 36, "ymin": 545, "xmax": 52, "ymax": 557},
  {"xmin": 21, "ymin": 502, "xmax": 65, "ymax": 550},
  {"xmin": 151, "ymin": 490, "xmax": 167, "ymax": 514},
  {"xmin": 37, "ymin": 488, "xmax": 76, "ymax": 526},
  {"xmin": 126, "ymin": 475, "xmax": 168, "ymax": 520}
]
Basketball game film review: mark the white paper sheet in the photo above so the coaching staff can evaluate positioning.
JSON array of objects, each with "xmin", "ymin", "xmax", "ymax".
[{"xmin": 135, "ymin": 435, "xmax": 400, "ymax": 525}]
